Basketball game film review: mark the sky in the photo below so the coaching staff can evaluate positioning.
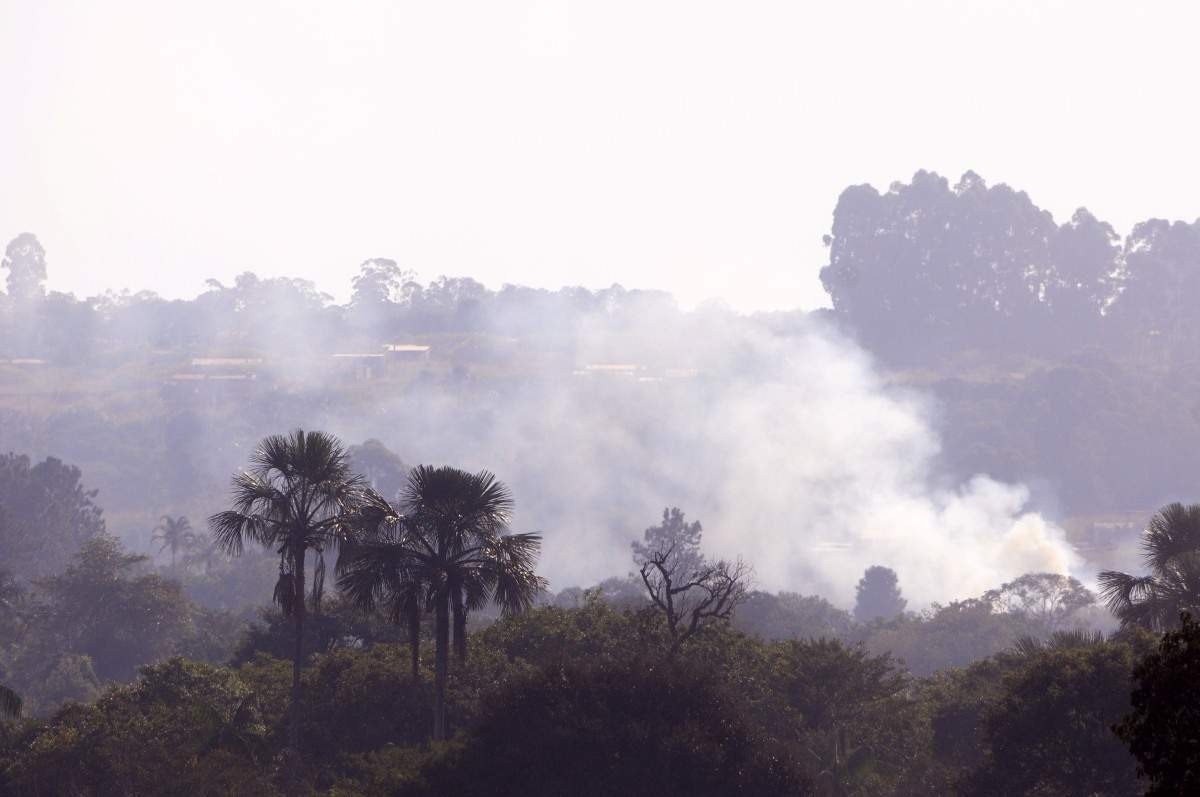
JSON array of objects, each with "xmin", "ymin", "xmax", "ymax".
[{"xmin": 3, "ymin": 1, "xmax": 1200, "ymax": 311}]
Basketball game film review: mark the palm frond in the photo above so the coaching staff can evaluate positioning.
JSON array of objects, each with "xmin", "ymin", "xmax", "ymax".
[
  {"xmin": 227, "ymin": 471, "xmax": 287, "ymax": 515},
  {"xmin": 1011, "ymin": 635, "xmax": 1044, "ymax": 657},
  {"xmin": 491, "ymin": 568, "xmax": 548, "ymax": 615},
  {"xmin": 1012, "ymin": 628, "xmax": 1106, "ymax": 657},
  {"xmin": 273, "ymin": 563, "xmax": 298, "ymax": 617},
  {"xmin": 1048, "ymin": 628, "xmax": 1106, "ymax": 647},
  {"xmin": 491, "ymin": 532, "xmax": 544, "ymax": 571},
  {"xmin": 336, "ymin": 537, "xmax": 409, "ymax": 611},
  {"xmin": 1098, "ymin": 570, "xmax": 1157, "ymax": 614},
  {"xmin": 1144, "ymin": 503, "xmax": 1200, "ymax": 570},
  {"xmin": 402, "ymin": 465, "xmax": 514, "ymax": 535},
  {"xmin": 253, "ymin": 431, "xmax": 303, "ymax": 477},
  {"xmin": 338, "ymin": 488, "xmax": 402, "ymax": 543},
  {"xmin": 209, "ymin": 510, "xmax": 272, "ymax": 556}
]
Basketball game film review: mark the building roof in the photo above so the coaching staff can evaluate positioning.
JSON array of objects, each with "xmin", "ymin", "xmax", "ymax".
[
  {"xmin": 191, "ymin": 357, "xmax": 263, "ymax": 367},
  {"xmin": 383, "ymin": 344, "xmax": 431, "ymax": 353},
  {"xmin": 583, "ymin": 363, "xmax": 641, "ymax": 372}
]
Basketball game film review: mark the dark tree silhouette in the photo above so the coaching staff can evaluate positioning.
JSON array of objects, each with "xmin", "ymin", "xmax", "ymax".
[
  {"xmin": 734, "ymin": 590, "xmax": 854, "ymax": 641},
  {"xmin": 853, "ymin": 565, "xmax": 907, "ymax": 623},
  {"xmin": 983, "ymin": 572, "xmax": 1094, "ymax": 634},
  {"xmin": 819, "ymin": 171, "xmax": 1114, "ymax": 361},
  {"xmin": 338, "ymin": 466, "xmax": 545, "ymax": 740},
  {"xmin": 11, "ymin": 535, "xmax": 192, "ymax": 690},
  {"xmin": 633, "ymin": 508, "xmax": 750, "ymax": 657},
  {"xmin": 209, "ymin": 429, "xmax": 365, "ymax": 755},
  {"xmin": 1115, "ymin": 612, "xmax": 1200, "ymax": 795},
  {"xmin": 1099, "ymin": 503, "xmax": 1200, "ymax": 631},
  {"xmin": 0, "ymin": 453, "xmax": 106, "ymax": 578},
  {"xmin": 1106, "ymin": 218, "xmax": 1200, "ymax": 360},
  {"xmin": 350, "ymin": 258, "xmax": 412, "ymax": 307},
  {"xmin": 2, "ymin": 232, "xmax": 48, "ymax": 301},
  {"xmin": 347, "ymin": 439, "xmax": 409, "ymax": 503},
  {"xmin": 961, "ymin": 641, "xmax": 1142, "ymax": 796},
  {"xmin": 414, "ymin": 662, "xmax": 809, "ymax": 796}
]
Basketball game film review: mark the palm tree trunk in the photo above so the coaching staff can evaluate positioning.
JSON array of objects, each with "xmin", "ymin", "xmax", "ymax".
[
  {"xmin": 452, "ymin": 592, "xmax": 467, "ymax": 663},
  {"xmin": 433, "ymin": 590, "xmax": 449, "ymax": 741},
  {"xmin": 408, "ymin": 599, "xmax": 421, "ymax": 679},
  {"xmin": 289, "ymin": 549, "xmax": 306, "ymax": 753}
]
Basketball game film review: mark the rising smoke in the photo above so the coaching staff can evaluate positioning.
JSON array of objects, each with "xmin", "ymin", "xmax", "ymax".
[{"xmin": 309, "ymin": 301, "xmax": 1079, "ymax": 607}]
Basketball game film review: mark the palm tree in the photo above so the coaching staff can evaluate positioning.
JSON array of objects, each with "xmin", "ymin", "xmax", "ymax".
[
  {"xmin": 338, "ymin": 465, "xmax": 546, "ymax": 740},
  {"xmin": 183, "ymin": 532, "xmax": 227, "ymax": 575},
  {"xmin": 209, "ymin": 429, "xmax": 365, "ymax": 754},
  {"xmin": 1099, "ymin": 502, "xmax": 1200, "ymax": 631},
  {"xmin": 0, "ymin": 683, "xmax": 20, "ymax": 719},
  {"xmin": 152, "ymin": 515, "xmax": 195, "ymax": 567}
]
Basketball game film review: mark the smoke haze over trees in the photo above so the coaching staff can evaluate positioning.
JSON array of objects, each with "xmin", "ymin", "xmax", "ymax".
[
  {"xmin": 6, "ymin": 171, "xmax": 1200, "ymax": 791},
  {"xmin": 4, "ymin": 171, "xmax": 1200, "ymax": 605}
]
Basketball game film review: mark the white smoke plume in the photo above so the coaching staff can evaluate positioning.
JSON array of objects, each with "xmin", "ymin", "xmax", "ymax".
[{"xmin": 322, "ymin": 303, "xmax": 1079, "ymax": 608}]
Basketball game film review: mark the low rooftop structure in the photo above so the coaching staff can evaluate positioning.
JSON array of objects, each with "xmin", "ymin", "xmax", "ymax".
[
  {"xmin": 332, "ymin": 352, "xmax": 387, "ymax": 380},
  {"xmin": 580, "ymin": 363, "xmax": 641, "ymax": 376},
  {"xmin": 191, "ymin": 357, "xmax": 263, "ymax": 368},
  {"xmin": 383, "ymin": 343, "xmax": 432, "ymax": 362}
]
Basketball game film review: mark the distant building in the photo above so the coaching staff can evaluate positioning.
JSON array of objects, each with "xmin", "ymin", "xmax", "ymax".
[
  {"xmin": 166, "ymin": 356, "xmax": 264, "ymax": 402},
  {"xmin": 331, "ymin": 353, "xmax": 386, "ymax": 381},
  {"xmin": 1062, "ymin": 511, "xmax": 1147, "ymax": 554},
  {"xmin": 190, "ymin": 357, "xmax": 263, "ymax": 369},
  {"xmin": 168, "ymin": 356, "xmax": 261, "ymax": 387},
  {"xmin": 383, "ymin": 344, "xmax": 431, "ymax": 363},
  {"xmin": 575, "ymin": 363, "xmax": 642, "ymax": 377}
]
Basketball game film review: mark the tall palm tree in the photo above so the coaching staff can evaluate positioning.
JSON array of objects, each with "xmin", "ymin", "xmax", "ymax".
[
  {"xmin": 152, "ymin": 515, "xmax": 195, "ymax": 567},
  {"xmin": 338, "ymin": 465, "xmax": 546, "ymax": 740},
  {"xmin": 1099, "ymin": 502, "xmax": 1200, "ymax": 631},
  {"xmin": 209, "ymin": 429, "xmax": 365, "ymax": 753}
]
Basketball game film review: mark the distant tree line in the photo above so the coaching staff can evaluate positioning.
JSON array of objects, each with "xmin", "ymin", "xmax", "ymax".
[
  {"xmin": 820, "ymin": 170, "xmax": 1200, "ymax": 365},
  {"xmin": 0, "ymin": 232, "xmax": 684, "ymax": 366}
]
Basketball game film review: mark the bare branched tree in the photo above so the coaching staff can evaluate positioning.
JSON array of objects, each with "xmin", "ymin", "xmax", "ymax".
[{"xmin": 633, "ymin": 507, "xmax": 750, "ymax": 656}]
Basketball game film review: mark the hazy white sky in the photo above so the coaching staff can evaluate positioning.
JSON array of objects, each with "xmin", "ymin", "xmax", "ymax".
[{"xmin": 3, "ymin": 0, "xmax": 1199, "ymax": 311}]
